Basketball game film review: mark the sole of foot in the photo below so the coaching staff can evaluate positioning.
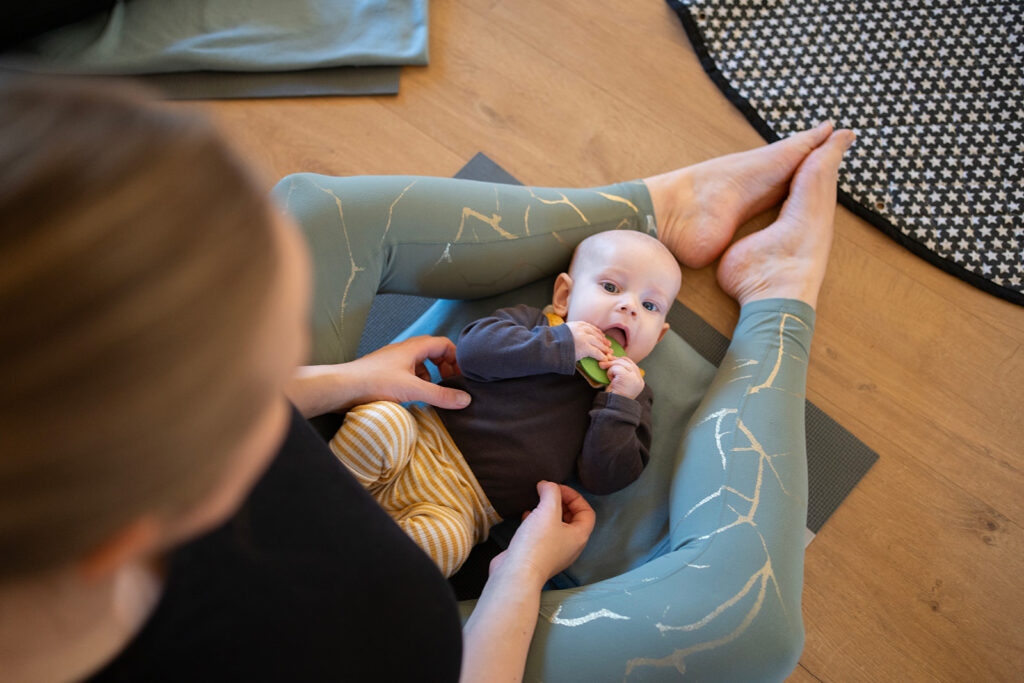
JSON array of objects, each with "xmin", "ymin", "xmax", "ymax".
[
  {"xmin": 644, "ymin": 121, "xmax": 836, "ymax": 269},
  {"xmin": 716, "ymin": 128, "xmax": 857, "ymax": 310}
]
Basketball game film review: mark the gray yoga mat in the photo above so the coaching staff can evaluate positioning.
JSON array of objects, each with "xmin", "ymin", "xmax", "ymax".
[
  {"xmin": 133, "ymin": 66, "xmax": 400, "ymax": 100},
  {"xmin": 357, "ymin": 153, "xmax": 878, "ymax": 540},
  {"xmin": 0, "ymin": 63, "xmax": 401, "ymax": 100}
]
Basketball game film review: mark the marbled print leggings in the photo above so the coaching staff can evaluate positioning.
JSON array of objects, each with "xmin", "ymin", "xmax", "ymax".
[{"xmin": 272, "ymin": 173, "xmax": 813, "ymax": 681}]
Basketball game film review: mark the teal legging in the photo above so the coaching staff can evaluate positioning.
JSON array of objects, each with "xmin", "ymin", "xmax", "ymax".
[{"xmin": 272, "ymin": 174, "xmax": 813, "ymax": 681}]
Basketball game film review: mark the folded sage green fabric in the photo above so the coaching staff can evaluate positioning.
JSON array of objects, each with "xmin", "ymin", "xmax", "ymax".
[{"xmin": 5, "ymin": 0, "xmax": 428, "ymax": 74}]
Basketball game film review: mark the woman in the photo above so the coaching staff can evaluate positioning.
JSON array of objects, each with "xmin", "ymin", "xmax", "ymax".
[{"xmin": 0, "ymin": 76, "xmax": 851, "ymax": 681}]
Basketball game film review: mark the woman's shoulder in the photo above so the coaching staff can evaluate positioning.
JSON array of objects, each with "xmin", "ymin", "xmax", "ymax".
[{"xmin": 87, "ymin": 405, "xmax": 462, "ymax": 682}]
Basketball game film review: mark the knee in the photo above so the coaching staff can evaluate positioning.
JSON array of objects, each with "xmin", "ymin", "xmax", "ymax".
[
  {"xmin": 398, "ymin": 504, "xmax": 474, "ymax": 578},
  {"xmin": 332, "ymin": 401, "xmax": 416, "ymax": 473},
  {"xmin": 346, "ymin": 401, "xmax": 416, "ymax": 449},
  {"xmin": 756, "ymin": 619, "xmax": 804, "ymax": 680}
]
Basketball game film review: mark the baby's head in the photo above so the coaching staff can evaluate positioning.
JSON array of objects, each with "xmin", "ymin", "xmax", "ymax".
[{"xmin": 552, "ymin": 231, "xmax": 682, "ymax": 363}]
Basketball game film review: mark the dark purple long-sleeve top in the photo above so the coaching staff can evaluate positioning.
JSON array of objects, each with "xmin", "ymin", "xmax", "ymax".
[{"xmin": 435, "ymin": 305, "xmax": 652, "ymax": 520}]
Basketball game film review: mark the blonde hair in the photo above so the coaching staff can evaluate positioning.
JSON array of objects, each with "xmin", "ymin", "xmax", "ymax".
[{"xmin": 0, "ymin": 77, "xmax": 280, "ymax": 580}]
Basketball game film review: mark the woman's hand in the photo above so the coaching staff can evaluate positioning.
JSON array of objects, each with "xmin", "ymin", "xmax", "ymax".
[
  {"xmin": 342, "ymin": 335, "xmax": 471, "ymax": 408},
  {"xmin": 285, "ymin": 336, "xmax": 472, "ymax": 418},
  {"xmin": 460, "ymin": 483, "xmax": 595, "ymax": 683},
  {"xmin": 489, "ymin": 481, "xmax": 596, "ymax": 588}
]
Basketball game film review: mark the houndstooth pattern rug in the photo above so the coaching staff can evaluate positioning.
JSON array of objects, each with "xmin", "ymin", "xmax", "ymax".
[{"xmin": 667, "ymin": 0, "xmax": 1023, "ymax": 305}]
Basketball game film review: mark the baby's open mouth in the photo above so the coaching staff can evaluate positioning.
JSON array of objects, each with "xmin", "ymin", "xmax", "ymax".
[{"xmin": 604, "ymin": 326, "xmax": 628, "ymax": 349}]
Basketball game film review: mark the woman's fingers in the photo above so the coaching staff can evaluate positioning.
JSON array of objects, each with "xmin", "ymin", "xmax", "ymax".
[
  {"xmin": 435, "ymin": 358, "xmax": 459, "ymax": 379},
  {"xmin": 534, "ymin": 480, "xmax": 562, "ymax": 516},
  {"xmin": 415, "ymin": 363, "xmax": 431, "ymax": 381},
  {"xmin": 556, "ymin": 484, "xmax": 596, "ymax": 532},
  {"xmin": 404, "ymin": 334, "xmax": 458, "ymax": 367},
  {"xmin": 376, "ymin": 336, "xmax": 470, "ymax": 408},
  {"xmin": 495, "ymin": 482, "xmax": 596, "ymax": 582},
  {"xmin": 405, "ymin": 377, "xmax": 471, "ymax": 409},
  {"xmin": 417, "ymin": 337, "xmax": 461, "ymax": 379},
  {"xmin": 535, "ymin": 482, "xmax": 595, "ymax": 533}
]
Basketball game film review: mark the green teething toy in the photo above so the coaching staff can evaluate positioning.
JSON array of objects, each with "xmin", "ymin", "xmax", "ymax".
[{"xmin": 577, "ymin": 336, "xmax": 627, "ymax": 385}]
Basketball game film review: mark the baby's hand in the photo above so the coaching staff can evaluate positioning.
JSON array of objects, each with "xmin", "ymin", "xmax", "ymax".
[
  {"xmin": 566, "ymin": 321, "xmax": 613, "ymax": 363},
  {"xmin": 601, "ymin": 357, "xmax": 644, "ymax": 399}
]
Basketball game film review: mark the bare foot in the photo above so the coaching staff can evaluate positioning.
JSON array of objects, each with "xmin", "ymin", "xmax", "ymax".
[
  {"xmin": 644, "ymin": 121, "xmax": 835, "ymax": 268},
  {"xmin": 716, "ymin": 129, "xmax": 856, "ymax": 310}
]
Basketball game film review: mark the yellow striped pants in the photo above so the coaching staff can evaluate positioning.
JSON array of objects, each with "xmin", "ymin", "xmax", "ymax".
[{"xmin": 329, "ymin": 401, "xmax": 501, "ymax": 577}]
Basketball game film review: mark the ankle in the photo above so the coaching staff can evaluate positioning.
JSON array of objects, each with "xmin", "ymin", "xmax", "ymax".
[
  {"xmin": 738, "ymin": 287, "xmax": 818, "ymax": 311},
  {"xmin": 641, "ymin": 170, "xmax": 697, "ymax": 263}
]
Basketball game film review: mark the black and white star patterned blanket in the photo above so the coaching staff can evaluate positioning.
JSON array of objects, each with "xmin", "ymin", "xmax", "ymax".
[{"xmin": 667, "ymin": 0, "xmax": 1023, "ymax": 305}]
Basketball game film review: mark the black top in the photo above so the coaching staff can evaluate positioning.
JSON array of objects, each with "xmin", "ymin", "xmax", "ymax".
[
  {"xmin": 437, "ymin": 305, "xmax": 653, "ymax": 520},
  {"xmin": 87, "ymin": 405, "xmax": 462, "ymax": 683}
]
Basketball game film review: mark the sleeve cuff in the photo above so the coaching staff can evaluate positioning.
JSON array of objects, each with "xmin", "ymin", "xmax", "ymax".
[
  {"xmin": 592, "ymin": 390, "xmax": 643, "ymax": 420},
  {"xmin": 550, "ymin": 323, "xmax": 578, "ymax": 375}
]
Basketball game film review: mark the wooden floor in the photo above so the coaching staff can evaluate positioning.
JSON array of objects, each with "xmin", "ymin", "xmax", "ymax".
[{"xmin": 178, "ymin": 0, "xmax": 1023, "ymax": 680}]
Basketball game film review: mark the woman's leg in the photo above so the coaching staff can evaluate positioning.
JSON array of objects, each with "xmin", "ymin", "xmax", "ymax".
[
  {"xmin": 277, "ymin": 128, "xmax": 851, "ymax": 679},
  {"xmin": 648, "ymin": 299, "xmax": 815, "ymax": 679},
  {"xmin": 270, "ymin": 123, "xmax": 834, "ymax": 364},
  {"xmin": 514, "ymin": 131, "xmax": 853, "ymax": 681},
  {"xmin": 273, "ymin": 175, "xmax": 655, "ymax": 364},
  {"xmin": 511, "ymin": 299, "xmax": 813, "ymax": 681}
]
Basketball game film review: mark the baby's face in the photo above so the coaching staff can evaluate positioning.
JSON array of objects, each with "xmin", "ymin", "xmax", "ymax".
[{"xmin": 563, "ymin": 235, "xmax": 681, "ymax": 363}]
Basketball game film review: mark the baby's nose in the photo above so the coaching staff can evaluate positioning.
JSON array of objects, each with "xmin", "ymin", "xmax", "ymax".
[{"xmin": 618, "ymin": 302, "xmax": 637, "ymax": 316}]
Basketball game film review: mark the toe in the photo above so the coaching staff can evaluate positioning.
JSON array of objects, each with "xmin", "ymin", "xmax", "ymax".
[
  {"xmin": 797, "ymin": 120, "xmax": 836, "ymax": 148},
  {"xmin": 721, "ymin": 123, "xmax": 837, "ymax": 226},
  {"xmin": 781, "ymin": 129, "xmax": 855, "ymax": 218},
  {"xmin": 765, "ymin": 120, "xmax": 835, "ymax": 167}
]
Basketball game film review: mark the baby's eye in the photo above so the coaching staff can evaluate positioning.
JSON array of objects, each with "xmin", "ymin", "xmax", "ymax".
[
  {"xmin": 643, "ymin": 301, "xmax": 659, "ymax": 312},
  {"xmin": 603, "ymin": 282, "xmax": 618, "ymax": 293}
]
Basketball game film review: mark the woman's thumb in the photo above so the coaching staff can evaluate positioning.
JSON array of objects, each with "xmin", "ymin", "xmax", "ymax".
[
  {"xmin": 414, "ymin": 380, "xmax": 471, "ymax": 409},
  {"xmin": 535, "ymin": 480, "xmax": 561, "ymax": 513}
]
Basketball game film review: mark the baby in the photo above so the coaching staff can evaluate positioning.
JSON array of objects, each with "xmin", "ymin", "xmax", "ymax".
[{"xmin": 330, "ymin": 230, "xmax": 682, "ymax": 576}]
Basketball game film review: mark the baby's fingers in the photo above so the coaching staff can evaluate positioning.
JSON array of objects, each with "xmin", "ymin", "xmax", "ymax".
[
  {"xmin": 599, "ymin": 357, "xmax": 632, "ymax": 370},
  {"xmin": 585, "ymin": 331, "xmax": 611, "ymax": 350},
  {"xmin": 589, "ymin": 340, "xmax": 614, "ymax": 360}
]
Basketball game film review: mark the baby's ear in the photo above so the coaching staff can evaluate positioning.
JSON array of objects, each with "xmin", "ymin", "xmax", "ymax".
[
  {"xmin": 657, "ymin": 322, "xmax": 670, "ymax": 344},
  {"xmin": 552, "ymin": 273, "xmax": 573, "ymax": 317}
]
